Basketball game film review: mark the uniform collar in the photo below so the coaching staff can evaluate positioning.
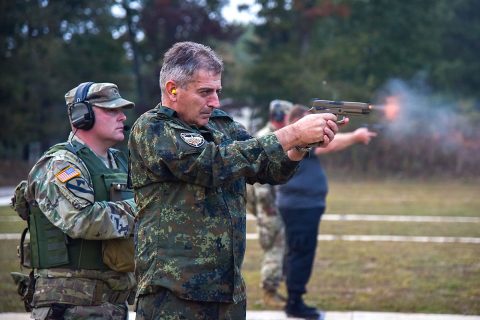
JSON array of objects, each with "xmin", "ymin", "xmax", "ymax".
[
  {"xmin": 156, "ymin": 105, "xmax": 177, "ymax": 118},
  {"xmin": 68, "ymin": 132, "xmax": 116, "ymax": 168}
]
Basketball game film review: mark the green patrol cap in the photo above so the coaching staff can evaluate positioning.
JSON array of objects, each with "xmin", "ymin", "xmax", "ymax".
[{"xmin": 65, "ymin": 83, "xmax": 135, "ymax": 109}]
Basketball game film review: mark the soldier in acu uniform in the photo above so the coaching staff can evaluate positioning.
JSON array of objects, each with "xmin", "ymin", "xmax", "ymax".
[
  {"xmin": 247, "ymin": 100, "xmax": 293, "ymax": 308},
  {"xmin": 22, "ymin": 82, "xmax": 137, "ymax": 319},
  {"xmin": 129, "ymin": 41, "xmax": 341, "ymax": 320}
]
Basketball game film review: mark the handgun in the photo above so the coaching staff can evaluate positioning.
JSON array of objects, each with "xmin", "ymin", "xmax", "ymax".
[
  {"xmin": 298, "ymin": 99, "xmax": 372, "ymax": 148},
  {"xmin": 310, "ymin": 99, "xmax": 372, "ymax": 123}
]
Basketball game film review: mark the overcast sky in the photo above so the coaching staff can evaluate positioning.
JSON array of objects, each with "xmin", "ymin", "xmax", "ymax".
[
  {"xmin": 221, "ymin": 0, "xmax": 260, "ymax": 24},
  {"xmin": 112, "ymin": 1, "xmax": 261, "ymax": 25}
]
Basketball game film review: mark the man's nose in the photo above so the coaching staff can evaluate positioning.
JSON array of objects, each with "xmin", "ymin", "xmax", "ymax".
[
  {"xmin": 209, "ymin": 93, "xmax": 221, "ymax": 109},
  {"xmin": 119, "ymin": 110, "xmax": 127, "ymax": 121}
]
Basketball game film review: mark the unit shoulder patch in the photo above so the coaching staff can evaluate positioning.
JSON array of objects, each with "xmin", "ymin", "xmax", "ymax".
[
  {"xmin": 65, "ymin": 177, "xmax": 94, "ymax": 204},
  {"xmin": 180, "ymin": 133, "xmax": 205, "ymax": 148},
  {"xmin": 55, "ymin": 165, "xmax": 81, "ymax": 183}
]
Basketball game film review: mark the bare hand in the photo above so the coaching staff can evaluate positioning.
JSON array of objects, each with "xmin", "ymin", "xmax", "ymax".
[
  {"xmin": 291, "ymin": 113, "xmax": 338, "ymax": 145},
  {"xmin": 353, "ymin": 127, "xmax": 377, "ymax": 145}
]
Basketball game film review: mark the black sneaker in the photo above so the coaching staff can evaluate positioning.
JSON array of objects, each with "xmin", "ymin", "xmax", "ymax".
[{"xmin": 285, "ymin": 298, "xmax": 320, "ymax": 319}]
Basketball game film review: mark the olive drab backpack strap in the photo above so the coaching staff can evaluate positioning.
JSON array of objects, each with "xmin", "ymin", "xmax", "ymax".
[{"xmin": 19, "ymin": 227, "xmax": 31, "ymax": 268}]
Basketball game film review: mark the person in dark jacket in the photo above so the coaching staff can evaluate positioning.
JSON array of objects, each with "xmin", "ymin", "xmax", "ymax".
[{"xmin": 277, "ymin": 105, "xmax": 377, "ymax": 319}]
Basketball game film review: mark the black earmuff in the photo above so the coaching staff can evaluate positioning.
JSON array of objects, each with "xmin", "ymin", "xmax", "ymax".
[
  {"xmin": 271, "ymin": 102, "xmax": 285, "ymax": 122},
  {"xmin": 69, "ymin": 82, "xmax": 95, "ymax": 130}
]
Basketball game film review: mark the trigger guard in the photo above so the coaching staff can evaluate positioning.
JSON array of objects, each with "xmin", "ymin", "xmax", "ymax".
[{"xmin": 336, "ymin": 116, "xmax": 347, "ymax": 124}]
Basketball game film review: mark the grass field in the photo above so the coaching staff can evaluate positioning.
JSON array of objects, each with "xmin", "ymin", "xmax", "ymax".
[
  {"xmin": 1, "ymin": 178, "xmax": 479, "ymax": 314},
  {"xmin": 244, "ymin": 241, "xmax": 480, "ymax": 314}
]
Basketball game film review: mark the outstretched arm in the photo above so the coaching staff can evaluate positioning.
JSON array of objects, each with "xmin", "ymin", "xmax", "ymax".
[{"xmin": 315, "ymin": 127, "xmax": 377, "ymax": 155}]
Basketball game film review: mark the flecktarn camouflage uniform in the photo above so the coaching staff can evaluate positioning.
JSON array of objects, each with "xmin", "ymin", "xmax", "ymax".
[
  {"xmin": 24, "ymin": 135, "xmax": 137, "ymax": 320},
  {"xmin": 129, "ymin": 105, "xmax": 298, "ymax": 319}
]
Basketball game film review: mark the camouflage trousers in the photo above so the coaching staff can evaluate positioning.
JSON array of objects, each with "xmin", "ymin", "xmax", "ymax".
[
  {"xmin": 31, "ymin": 302, "xmax": 128, "ymax": 320},
  {"xmin": 257, "ymin": 212, "xmax": 285, "ymax": 292},
  {"xmin": 135, "ymin": 288, "xmax": 246, "ymax": 320}
]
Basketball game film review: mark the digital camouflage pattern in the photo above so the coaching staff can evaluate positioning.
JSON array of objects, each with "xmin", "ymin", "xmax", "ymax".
[
  {"xmin": 62, "ymin": 303, "xmax": 127, "ymax": 320},
  {"xmin": 129, "ymin": 105, "xmax": 299, "ymax": 303},
  {"xmin": 25, "ymin": 135, "xmax": 136, "ymax": 318},
  {"xmin": 33, "ymin": 268, "xmax": 135, "ymax": 306},
  {"xmin": 32, "ymin": 302, "xmax": 128, "ymax": 320},
  {"xmin": 252, "ymin": 182, "xmax": 285, "ymax": 292},
  {"xmin": 136, "ymin": 288, "xmax": 246, "ymax": 320},
  {"xmin": 251, "ymin": 124, "xmax": 286, "ymax": 292}
]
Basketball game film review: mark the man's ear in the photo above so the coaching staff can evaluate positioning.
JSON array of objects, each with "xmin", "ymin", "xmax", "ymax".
[{"xmin": 165, "ymin": 81, "xmax": 177, "ymax": 99}]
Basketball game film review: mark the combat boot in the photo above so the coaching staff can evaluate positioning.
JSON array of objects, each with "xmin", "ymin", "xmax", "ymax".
[
  {"xmin": 263, "ymin": 289, "xmax": 286, "ymax": 308},
  {"xmin": 285, "ymin": 295, "xmax": 321, "ymax": 319}
]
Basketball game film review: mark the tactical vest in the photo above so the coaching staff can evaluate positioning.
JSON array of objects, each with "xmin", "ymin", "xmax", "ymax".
[{"xmin": 28, "ymin": 141, "xmax": 133, "ymax": 270}]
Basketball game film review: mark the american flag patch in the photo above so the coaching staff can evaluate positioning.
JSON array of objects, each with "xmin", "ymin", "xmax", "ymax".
[{"xmin": 55, "ymin": 165, "xmax": 81, "ymax": 183}]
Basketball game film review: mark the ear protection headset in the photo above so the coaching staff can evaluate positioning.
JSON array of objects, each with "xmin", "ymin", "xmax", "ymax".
[
  {"xmin": 271, "ymin": 102, "xmax": 286, "ymax": 122},
  {"xmin": 69, "ymin": 81, "xmax": 95, "ymax": 130}
]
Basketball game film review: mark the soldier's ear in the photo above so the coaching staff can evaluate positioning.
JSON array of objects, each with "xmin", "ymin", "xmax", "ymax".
[{"xmin": 166, "ymin": 81, "xmax": 177, "ymax": 99}]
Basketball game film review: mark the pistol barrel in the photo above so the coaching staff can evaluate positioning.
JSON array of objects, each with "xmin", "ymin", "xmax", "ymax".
[{"xmin": 311, "ymin": 99, "xmax": 372, "ymax": 115}]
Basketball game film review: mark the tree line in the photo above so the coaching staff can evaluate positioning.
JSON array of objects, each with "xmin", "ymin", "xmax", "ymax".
[{"xmin": 1, "ymin": 0, "xmax": 479, "ymax": 177}]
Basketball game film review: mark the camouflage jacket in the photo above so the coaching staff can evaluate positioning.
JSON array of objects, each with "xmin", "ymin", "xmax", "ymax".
[
  {"xmin": 25, "ymin": 135, "xmax": 136, "ymax": 289},
  {"xmin": 128, "ymin": 105, "xmax": 298, "ymax": 303}
]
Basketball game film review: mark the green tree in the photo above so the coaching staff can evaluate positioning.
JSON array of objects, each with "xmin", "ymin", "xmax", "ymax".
[
  {"xmin": 0, "ymin": 0, "xmax": 133, "ymax": 159},
  {"xmin": 245, "ymin": 0, "xmax": 451, "ymax": 104},
  {"xmin": 238, "ymin": 0, "xmax": 480, "ymax": 176},
  {"xmin": 431, "ymin": 0, "xmax": 480, "ymax": 99},
  {"xmin": 131, "ymin": 0, "xmax": 241, "ymax": 112}
]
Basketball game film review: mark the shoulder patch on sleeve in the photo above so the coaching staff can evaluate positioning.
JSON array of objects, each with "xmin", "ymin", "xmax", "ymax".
[
  {"xmin": 65, "ymin": 177, "xmax": 94, "ymax": 204},
  {"xmin": 180, "ymin": 132, "xmax": 205, "ymax": 148},
  {"xmin": 55, "ymin": 165, "xmax": 81, "ymax": 183}
]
